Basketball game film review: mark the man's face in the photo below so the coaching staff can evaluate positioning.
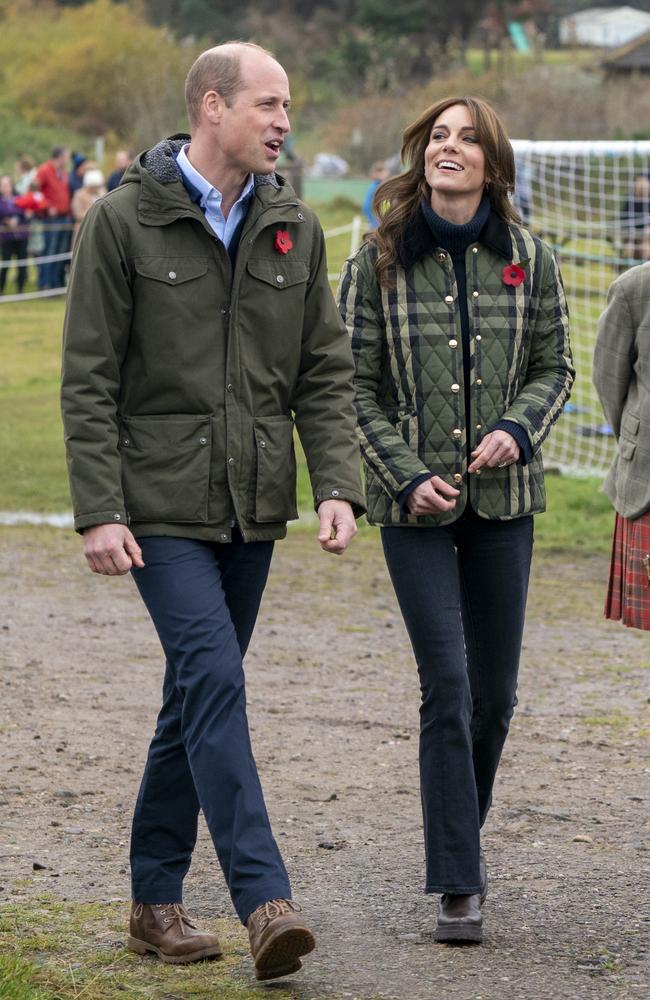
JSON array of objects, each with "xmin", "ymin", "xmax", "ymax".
[{"xmin": 214, "ymin": 52, "xmax": 291, "ymax": 177}]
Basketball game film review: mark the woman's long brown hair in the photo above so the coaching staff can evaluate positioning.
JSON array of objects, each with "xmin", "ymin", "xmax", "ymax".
[{"xmin": 372, "ymin": 96, "xmax": 521, "ymax": 288}]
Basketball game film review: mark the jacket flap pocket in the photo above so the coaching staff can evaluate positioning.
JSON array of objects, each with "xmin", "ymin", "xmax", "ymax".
[
  {"xmin": 252, "ymin": 414, "xmax": 298, "ymax": 523},
  {"xmin": 247, "ymin": 258, "xmax": 309, "ymax": 289},
  {"xmin": 134, "ymin": 257, "xmax": 208, "ymax": 285},
  {"xmin": 621, "ymin": 412, "xmax": 640, "ymax": 439},
  {"xmin": 118, "ymin": 414, "xmax": 211, "ymax": 523},
  {"xmin": 619, "ymin": 438, "xmax": 636, "ymax": 461}
]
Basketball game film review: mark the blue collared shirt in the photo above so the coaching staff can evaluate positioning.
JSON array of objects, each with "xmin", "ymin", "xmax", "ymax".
[{"xmin": 176, "ymin": 144, "xmax": 255, "ymax": 248}]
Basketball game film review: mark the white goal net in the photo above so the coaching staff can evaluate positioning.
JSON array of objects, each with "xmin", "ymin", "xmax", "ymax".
[{"xmin": 511, "ymin": 139, "xmax": 650, "ymax": 477}]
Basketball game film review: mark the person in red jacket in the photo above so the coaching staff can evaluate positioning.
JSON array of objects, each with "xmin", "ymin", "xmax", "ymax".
[{"xmin": 35, "ymin": 146, "xmax": 71, "ymax": 290}]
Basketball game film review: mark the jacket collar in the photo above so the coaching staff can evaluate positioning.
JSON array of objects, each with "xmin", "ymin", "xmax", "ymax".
[
  {"xmin": 127, "ymin": 134, "xmax": 292, "ymax": 227},
  {"xmin": 396, "ymin": 201, "xmax": 514, "ymax": 269}
]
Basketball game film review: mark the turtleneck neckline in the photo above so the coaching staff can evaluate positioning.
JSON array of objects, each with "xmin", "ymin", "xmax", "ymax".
[{"xmin": 421, "ymin": 194, "xmax": 491, "ymax": 256}]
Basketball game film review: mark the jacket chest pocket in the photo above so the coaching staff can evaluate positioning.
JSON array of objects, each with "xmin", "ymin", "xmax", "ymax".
[
  {"xmin": 241, "ymin": 258, "xmax": 309, "ymax": 361},
  {"xmin": 246, "ymin": 258, "xmax": 309, "ymax": 289},
  {"xmin": 133, "ymin": 256, "xmax": 209, "ymax": 299},
  {"xmin": 244, "ymin": 258, "xmax": 309, "ymax": 326}
]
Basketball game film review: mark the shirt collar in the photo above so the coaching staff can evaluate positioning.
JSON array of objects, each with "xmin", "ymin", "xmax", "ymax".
[{"xmin": 176, "ymin": 144, "xmax": 254, "ymax": 211}]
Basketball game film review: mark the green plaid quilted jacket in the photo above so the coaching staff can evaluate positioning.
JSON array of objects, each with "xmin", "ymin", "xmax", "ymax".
[{"xmin": 338, "ymin": 210, "xmax": 574, "ymax": 526}]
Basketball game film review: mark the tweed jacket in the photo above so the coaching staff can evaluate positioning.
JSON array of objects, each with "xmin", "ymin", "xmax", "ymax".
[
  {"xmin": 338, "ymin": 210, "xmax": 574, "ymax": 525},
  {"xmin": 593, "ymin": 262, "xmax": 650, "ymax": 520}
]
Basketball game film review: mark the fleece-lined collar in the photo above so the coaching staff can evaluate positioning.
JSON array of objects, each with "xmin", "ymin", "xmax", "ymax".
[{"xmin": 140, "ymin": 134, "xmax": 280, "ymax": 189}]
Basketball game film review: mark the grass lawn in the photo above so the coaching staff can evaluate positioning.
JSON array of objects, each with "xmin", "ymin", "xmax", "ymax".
[{"xmin": 0, "ymin": 896, "xmax": 293, "ymax": 1000}]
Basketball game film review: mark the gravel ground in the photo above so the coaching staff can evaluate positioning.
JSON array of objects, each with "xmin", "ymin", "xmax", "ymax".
[{"xmin": 1, "ymin": 525, "xmax": 648, "ymax": 999}]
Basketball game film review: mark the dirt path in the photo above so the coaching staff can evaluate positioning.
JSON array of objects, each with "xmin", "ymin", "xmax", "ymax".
[{"xmin": 1, "ymin": 526, "xmax": 648, "ymax": 999}]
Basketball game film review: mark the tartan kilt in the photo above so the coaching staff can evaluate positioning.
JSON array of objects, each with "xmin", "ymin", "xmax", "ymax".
[{"xmin": 605, "ymin": 510, "xmax": 650, "ymax": 630}]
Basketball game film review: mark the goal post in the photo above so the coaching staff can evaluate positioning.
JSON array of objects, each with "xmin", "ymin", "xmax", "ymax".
[{"xmin": 511, "ymin": 140, "xmax": 650, "ymax": 477}]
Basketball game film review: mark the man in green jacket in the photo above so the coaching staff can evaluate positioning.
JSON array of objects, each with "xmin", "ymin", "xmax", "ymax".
[{"xmin": 61, "ymin": 41, "xmax": 364, "ymax": 981}]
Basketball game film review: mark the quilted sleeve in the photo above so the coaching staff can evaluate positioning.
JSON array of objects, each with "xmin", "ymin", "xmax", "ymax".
[
  {"xmin": 338, "ymin": 252, "xmax": 431, "ymax": 499},
  {"xmin": 499, "ymin": 246, "xmax": 575, "ymax": 454}
]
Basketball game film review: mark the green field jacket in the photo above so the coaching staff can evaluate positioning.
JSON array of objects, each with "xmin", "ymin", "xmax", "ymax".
[
  {"xmin": 338, "ymin": 212, "xmax": 574, "ymax": 525},
  {"xmin": 61, "ymin": 136, "xmax": 365, "ymax": 541}
]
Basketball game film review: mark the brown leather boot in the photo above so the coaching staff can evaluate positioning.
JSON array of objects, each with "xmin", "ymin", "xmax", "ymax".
[
  {"xmin": 127, "ymin": 903, "xmax": 223, "ymax": 964},
  {"xmin": 434, "ymin": 893, "xmax": 483, "ymax": 943},
  {"xmin": 246, "ymin": 898, "xmax": 315, "ymax": 981}
]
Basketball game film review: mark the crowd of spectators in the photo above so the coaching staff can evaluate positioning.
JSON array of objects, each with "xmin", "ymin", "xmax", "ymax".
[{"xmin": 0, "ymin": 146, "xmax": 130, "ymax": 296}]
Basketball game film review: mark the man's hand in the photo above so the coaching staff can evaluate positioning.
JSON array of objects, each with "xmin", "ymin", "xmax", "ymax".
[
  {"xmin": 406, "ymin": 476, "xmax": 460, "ymax": 516},
  {"xmin": 317, "ymin": 499, "xmax": 357, "ymax": 555},
  {"xmin": 83, "ymin": 523, "xmax": 145, "ymax": 575},
  {"xmin": 468, "ymin": 430, "xmax": 520, "ymax": 472}
]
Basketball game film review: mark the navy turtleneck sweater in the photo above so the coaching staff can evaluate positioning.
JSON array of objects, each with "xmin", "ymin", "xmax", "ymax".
[
  {"xmin": 398, "ymin": 196, "xmax": 532, "ymax": 510},
  {"xmin": 422, "ymin": 196, "xmax": 490, "ymax": 435}
]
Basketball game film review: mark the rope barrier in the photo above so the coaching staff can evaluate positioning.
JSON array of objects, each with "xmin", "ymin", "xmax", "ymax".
[
  {"xmin": 0, "ymin": 251, "xmax": 72, "ymax": 269},
  {"xmin": 0, "ymin": 217, "xmax": 364, "ymax": 302}
]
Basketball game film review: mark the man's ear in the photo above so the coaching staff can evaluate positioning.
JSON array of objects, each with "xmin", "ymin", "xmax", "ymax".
[{"xmin": 203, "ymin": 90, "xmax": 224, "ymax": 124}]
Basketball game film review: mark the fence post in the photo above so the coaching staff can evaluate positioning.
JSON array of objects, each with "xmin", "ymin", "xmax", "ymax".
[{"xmin": 350, "ymin": 215, "xmax": 363, "ymax": 255}]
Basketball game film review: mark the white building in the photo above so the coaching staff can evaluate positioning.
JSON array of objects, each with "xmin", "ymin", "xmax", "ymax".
[{"xmin": 559, "ymin": 6, "xmax": 650, "ymax": 47}]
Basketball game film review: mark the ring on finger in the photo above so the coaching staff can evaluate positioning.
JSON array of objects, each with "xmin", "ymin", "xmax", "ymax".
[{"xmin": 497, "ymin": 461, "xmax": 508, "ymax": 468}]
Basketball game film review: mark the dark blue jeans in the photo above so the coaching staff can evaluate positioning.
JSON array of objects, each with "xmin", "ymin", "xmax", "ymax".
[
  {"xmin": 381, "ymin": 507, "xmax": 533, "ymax": 894},
  {"xmin": 130, "ymin": 534, "xmax": 291, "ymax": 923}
]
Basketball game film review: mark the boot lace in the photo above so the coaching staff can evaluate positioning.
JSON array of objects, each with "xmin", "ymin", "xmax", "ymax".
[
  {"xmin": 133, "ymin": 903, "xmax": 197, "ymax": 935},
  {"xmin": 253, "ymin": 898, "xmax": 302, "ymax": 931}
]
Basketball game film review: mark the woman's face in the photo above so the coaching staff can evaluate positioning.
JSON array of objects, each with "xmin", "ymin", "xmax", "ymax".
[
  {"xmin": 424, "ymin": 104, "xmax": 487, "ymax": 209},
  {"xmin": 0, "ymin": 176, "xmax": 13, "ymax": 199}
]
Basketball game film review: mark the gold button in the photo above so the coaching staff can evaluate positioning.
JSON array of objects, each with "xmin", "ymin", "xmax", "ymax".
[
  {"xmin": 438, "ymin": 252, "xmax": 446, "ymax": 262},
  {"xmin": 476, "ymin": 423, "xmax": 482, "ymax": 430},
  {"xmin": 476, "ymin": 334, "xmax": 482, "ymax": 342},
  {"xmin": 475, "ymin": 468, "xmax": 481, "ymax": 475},
  {"xmin": 472, "ymin": 291, "xmax": 479, "ymax": 298},
  {"xmin": 453, "ymin": 473, "xmax": 462, "ymax": 483},
  {"xmin": 449, "ymin": 338, "xmax": 457, "ymax": 348},
  {"xmin": 444, "ymin": 294, "xmax": 454, "ymax": 304},
  {"xmin": 451, "ymin": 383, "xmax": 460, "ymax": 393},
  {"xmin": 452, "ymin": 428, "xmax": 461, "ymax": 438},
  {"xmin": 476, "ymin": 378, "xmax": 483, "ymax": 386},
  {"xmin": 472, "ymin": 247, "xmax": 478, "ymax": 254}
]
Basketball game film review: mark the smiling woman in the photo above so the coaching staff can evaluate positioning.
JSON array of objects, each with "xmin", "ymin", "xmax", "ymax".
[{"xmin": 338, "ymin": 94, "xmax": 574, "ymax": 946}]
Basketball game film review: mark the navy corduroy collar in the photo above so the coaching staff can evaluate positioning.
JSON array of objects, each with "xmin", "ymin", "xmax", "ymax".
[{"xmin": 396, "ymin": 196, "xmax": 512, "ymax": 269}]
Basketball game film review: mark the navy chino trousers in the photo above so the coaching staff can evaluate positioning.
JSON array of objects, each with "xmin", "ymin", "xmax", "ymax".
[
  {"xmin": 381, "ymin": 506, "xmax": 533, "ymax": 895},
  {"xmin": 130, "ymin": 534, "xmax": 291, "ymax": 924}
]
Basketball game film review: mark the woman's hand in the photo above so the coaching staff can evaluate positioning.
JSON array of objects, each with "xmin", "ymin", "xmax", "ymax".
[
  {"xmin": 468, "ymin": 430, "xmax": 520, "ymax": 472},
  {"xmin": 407, "ymin": 476, "xmax": 460, "ymax": 515}
]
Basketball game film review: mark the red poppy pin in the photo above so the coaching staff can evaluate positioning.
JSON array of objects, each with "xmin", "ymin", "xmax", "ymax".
[
  {"xmin": 274, "ymin": 230, "xmax": 293, "ymax": 254},
  {"xmin": 502, "ymin": 259, "xmax": 529, "ymax": 287}
]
